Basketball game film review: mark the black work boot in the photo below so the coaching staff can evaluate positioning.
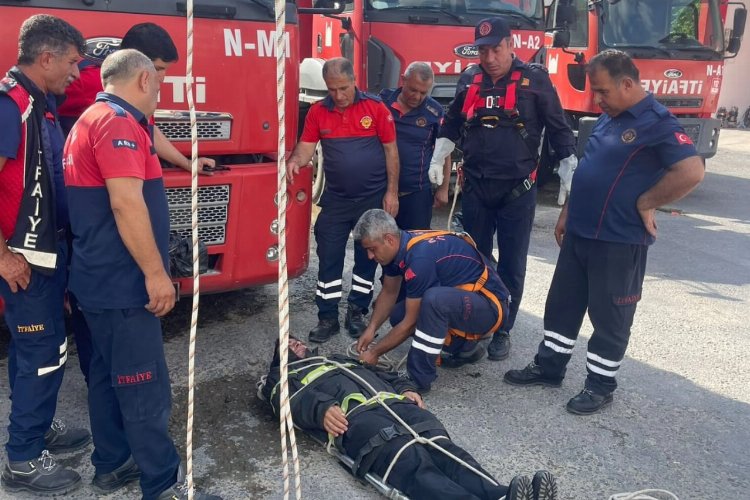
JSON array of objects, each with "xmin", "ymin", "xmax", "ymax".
[
  {"xmin": 503, "ymin": 361, "xmax": 563, "ymax": 387},
  {"xmin": 157, "ymin": 465, "xmax": 222, "ymax": 500},
  {"xmin": 1, "ymin": 450, "xmax": 81, "ymax": 496},
  {"xmin": 566, "ymin": 388, "xmax": 613, "ymax": 415},
  {"xmin": 487, "ymin": 330, "xmax": 511, "ymax": 361},
  {"xmin": 344, "ymin": 304, "xmax": 367, "ymax": 338},
  {"xmin": 531, "ymin": 470, "xmax": 558, "ymax": 500},
  {"xmin": 440, "ymin": 343, "xmax": 486, "ymax": 368},
  {"xmin": 308, "ymin": 318, "xmax": 340, "ymax": 343},
  {"xmin": 91, "ymin": 455, "xmax": 140, "ymax": 494},
  {"xmin": 44, "ymin": 418, "xmax": 92, "ymax": 454},
  {"xmin": 506, "ymin": 474, "xmax": 533, "ymax": 500}
]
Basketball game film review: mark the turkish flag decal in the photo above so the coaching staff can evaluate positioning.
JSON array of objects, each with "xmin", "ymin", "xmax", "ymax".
[{"xmin": 675, "ymin": 132, "xmax": 693, "ymax": 145}]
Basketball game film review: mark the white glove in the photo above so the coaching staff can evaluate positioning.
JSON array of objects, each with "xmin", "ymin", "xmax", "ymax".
[
  {"xmin": 429, "ymin": 138, "xmax": 455, "ymax": 186},
  {"xmin": 557, "ymin": 153, "xmax": 578, "ymax": 205}
]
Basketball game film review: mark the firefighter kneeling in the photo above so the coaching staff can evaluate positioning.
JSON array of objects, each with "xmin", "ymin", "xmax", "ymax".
[{"xmin": 355, "ymin": 209, "xmax": 509, "ymax": 393}]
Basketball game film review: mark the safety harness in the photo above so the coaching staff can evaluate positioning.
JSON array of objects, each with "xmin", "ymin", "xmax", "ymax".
[
  {"xmin": 405, "ymin": 230, "xmax": 505, "ymax": 345},
  {"xmin": 461, "ymin": 69, "xmax": 538, "ymax": 203}
]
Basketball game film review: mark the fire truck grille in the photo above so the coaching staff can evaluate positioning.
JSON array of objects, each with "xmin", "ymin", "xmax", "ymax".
[
  {"xmin": 166, "ymin": 185, "xmax": 230, "ymax": 246},
  {"xmin": 655, "ymin": 98, "xmax": 703, "ymax": 108},
  {"xmin": 156, "ymin": 120, "xmax": 231, "ymax": 141},
  {"xmin": 680, "ymin": 124, "xmax": 701, "ymax": 144}
]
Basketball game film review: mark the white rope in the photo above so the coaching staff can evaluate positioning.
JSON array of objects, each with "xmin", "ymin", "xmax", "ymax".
[
  {"xmin": 447, "ymin": 164, "xmax": 461, "ymax": 231},
  {"xmin": 274, "ymin": 0, "xmax": 302, "ymax": 497},
  {"xmin": 184, "ymin": 1, "xmax": 199, "ymax": 499},
  {"xmin": 346, "ymin": 341, "xmax": 407, "ymax": 372},
  {"xmin": 608, "ymin": 490, "xmax": 679, "ymax": 500}
]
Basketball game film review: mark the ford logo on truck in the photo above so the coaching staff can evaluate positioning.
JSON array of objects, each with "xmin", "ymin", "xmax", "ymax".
[
  {"xmin": 84, "ymin": 36, "xmax": 121, "ymax": 62},
  {"xmin": 454, "ymin": 44, "xmax": 479, "ymax": 59},
  {"xmin": 664, "ymin": 69, "xmax": 683, "ymax": 79}
]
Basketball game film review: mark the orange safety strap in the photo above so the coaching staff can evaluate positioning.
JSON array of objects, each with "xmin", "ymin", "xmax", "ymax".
[
  {"xmin": 461, "ymin": 70, "xmax": 523, "ymax": 121},
  {"xmin": 404, "ymin": 231, "xmax": 504, "ymax": 344}
]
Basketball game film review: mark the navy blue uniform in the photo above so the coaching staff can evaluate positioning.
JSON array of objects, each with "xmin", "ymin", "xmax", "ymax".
[
  {"xmin": 380, "ymin": 88, "xmax": 444, "ymax": 230},
  {"xmin": 0, "ymin": 85, "xmax": 69, "ymax": 462},
  {"xmin": 537, "ymin": 94, "xmax": 698, "ymax": 395},
  {"xmin": 64, "ymin": 93, "xmax": 180, "ymax": 499},
  {"xmin": 440, "ymin": 59, "xmax": 575, "ymax": 334},
  {"xmin": 384, "ymin": 231, "xmax": 509, "ymax": 390},
  {"xmin": 301, "ymin": 90, "xmax": 397, "ymax": 320}
]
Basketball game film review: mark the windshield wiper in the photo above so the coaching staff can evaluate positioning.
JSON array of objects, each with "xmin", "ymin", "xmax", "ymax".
[
  {"xmin": 466, "ymin": 7, "xmax": 538, "ymax": 26},
  {"xmin": 375, "ymin": 6, "xmax": 467, "ymax": 24},
  {"xmin": 617, "ymin": 45, "xmax": 674, "ymax": 58}
]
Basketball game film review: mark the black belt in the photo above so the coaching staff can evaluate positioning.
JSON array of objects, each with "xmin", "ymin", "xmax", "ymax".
[{"xmin": 500, "ymin": 171, "xmax": 536, "ymax": 205}]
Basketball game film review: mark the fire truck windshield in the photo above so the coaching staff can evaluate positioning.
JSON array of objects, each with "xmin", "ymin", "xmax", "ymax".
[
  {"xmin": 367, "ymin": 0, "xmax": 543, "ymax": 21},
  {"xmin": 601, "ymin": 0, "xmax": 723, "ymax": 58}
]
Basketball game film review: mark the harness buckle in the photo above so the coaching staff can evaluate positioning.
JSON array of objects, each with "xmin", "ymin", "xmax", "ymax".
[
  {"xmin": 379, "ymin": 425, "xmax": 399, "ymax": 442},
  {"xmin": 485, "ymin": 95, "xmax": 499, "ymax": 109},
  {"xmin": 523, "ymin": 178, "xmax": 533, "ymax": 191},
  {"xmin": 479, "ymin": 116, "xmax": 500, "ymax": 129}
]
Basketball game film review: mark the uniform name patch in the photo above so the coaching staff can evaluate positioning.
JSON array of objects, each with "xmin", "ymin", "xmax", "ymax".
[
  {"xmin": 675, "ymin": 132, "xmax": 693, "ymax": 145},
  {"xmin": 17, "ymin": 324, "xmax": 45, "ymax": 333},
  {"xmin": 112, "ymin": 139, "xmax": 138, "ymax": 150},
  {"xmin": 116, "ymin": 370, "xmax": 154, "ymax": 386}
]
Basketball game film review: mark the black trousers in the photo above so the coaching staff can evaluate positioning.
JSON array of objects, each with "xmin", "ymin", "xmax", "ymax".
[
  {"xmin": 536, "ymin": 233, "xmax": 648, "ymax": 395},
  {"xmin": 342, "ymin": 404, "xmax": 506, "ymax": 500}
]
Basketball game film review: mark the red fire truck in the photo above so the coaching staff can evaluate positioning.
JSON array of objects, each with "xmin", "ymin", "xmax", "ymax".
[
  {"xmin": 0, "ymin": 0, "xmax": 331, "ymax": 297},
  {"xmin": 544, "ymin": 0, "xmax": 746, "ymax": 162}
]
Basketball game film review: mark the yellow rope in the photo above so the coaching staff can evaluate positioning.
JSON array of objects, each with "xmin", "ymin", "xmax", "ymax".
[
  {"xmin": 184, "ymin": 1, "xmax": 200, "ymax": 499},
  {"xmin": 275, "ymin": 0, "xmax": 302, "ymax": 498}
]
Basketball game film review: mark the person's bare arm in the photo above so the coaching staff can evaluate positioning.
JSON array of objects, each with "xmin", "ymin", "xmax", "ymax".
[
  {"xmin": 286, "ymin": 141, "xmax": 317, "ymax": 183},
  {"xmin": 382, "ymin": 141, "xmax": 400, "ymax": 216},
  {"xmin": 434, "ymin": 156, "xmax": 452, "ymax": 207},
  {"xmin": 153, "ymin": 126, "xmax": 214, "ymax": 175},
  {"xmin": 360, "ymin": 297, "xmax": 420, "ymax": 365},
  {"xmin": 105, "ymin": 177, "xmax": 175, "ymax": 316},
  {"xmin": 0, "ymin": 156, "xmax": 31, "ymax": 292},
  {"xmin": 357, "ymin": 274, "xmax": 403, "ymax": 352},
  {"xmin": 637, "ymin": 156, "xmax": 704, "ymax": 237}
]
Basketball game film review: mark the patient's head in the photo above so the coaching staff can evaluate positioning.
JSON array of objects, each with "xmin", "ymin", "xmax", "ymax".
[{"xmin": 271, "ymin": 336, "xmax": 318, "ymax": 368}]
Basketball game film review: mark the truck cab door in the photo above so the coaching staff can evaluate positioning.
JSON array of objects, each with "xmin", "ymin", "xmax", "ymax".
[{"xmin": 311, "ymin": 0, "xmax": 366, "ymax": 86}]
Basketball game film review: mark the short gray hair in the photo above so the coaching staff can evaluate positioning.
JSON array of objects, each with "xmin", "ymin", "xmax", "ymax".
[
  {"xmin": 353, "ymin": 209, "xmax": 400, "ymax": 241},
  {"xmin": 101, "ymin": 49, "xmax": 155, "ymax": 86},
  {"xmin": 17, "ymin": 14, "xmax": 84, "ymax": 65},
  {"xmin": 322, "ymin": 57, "xmax": 355, "ymax": 82},
  {"xmin": 404, "ymin": 61, "xmax": 434, "ymax": 82}
]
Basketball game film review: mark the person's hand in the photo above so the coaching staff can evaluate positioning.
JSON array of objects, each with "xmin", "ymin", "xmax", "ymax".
[
  {"xmin": 428, "ymin": 158, "xmax": 444, "ymax": 186},
  {"xmin": 383, "ymin": 191, "xmax": 399, "ymax": 217},
  {"xmin": 357, "ymin": 329, "xmax": 376, "ymax": 354},
  {"xmin": 557, "ymin": 154, "xmax": 577, "ymax": 205},
  {"xmin": 197, "ymin": 157, "xmax": 215, "ymax": 176},
  {"xmin": 0, "ymin": 251, "xmax": 30, "ymax": 293},
  {"xmin": 433, "ymin": 185, "xmax": 449, "ymax": 208},
  {"xmin": 286, "ymin": 159, "xmax": 301, "ymax": 184},
  {"xmin": 323, "ymin": 405, "xmax": 348, "ymax": 436},
  {"xmin": 429, "ymin": 138, "xmax": 455, "ymax": 185},
  {"xmin": 639, "ymin": 206, "xmax": 658, "ymax": 238},
  {"xmin": 554, "ymin": 206, "xmax": 568, "ymax": 248},
  {"xmin": 144, "ymin": 271, "xmax": 176, "ymax": 317},
  {"xmin": 402, "ymin": 390, "xmax": 425, "ymax": 409},
  {"xmin": 359, "ymin": 348, "xmax": 380, "ymax": 366}
]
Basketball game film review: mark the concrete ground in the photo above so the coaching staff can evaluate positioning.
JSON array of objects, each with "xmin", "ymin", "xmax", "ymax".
[{"xmin": 1, "ymin": 130, "xmax": 749, "ymax": 500}]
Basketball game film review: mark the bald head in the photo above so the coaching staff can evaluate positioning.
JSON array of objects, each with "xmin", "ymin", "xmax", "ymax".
[{"xmin": 101, "ymin": 49, "xmax": 160, "ymax": 116}]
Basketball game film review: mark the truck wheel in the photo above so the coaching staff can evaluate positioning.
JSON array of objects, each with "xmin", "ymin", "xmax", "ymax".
[{"xmin": 312, "ymin": 142, "xmax": 325, "ymax": 204}]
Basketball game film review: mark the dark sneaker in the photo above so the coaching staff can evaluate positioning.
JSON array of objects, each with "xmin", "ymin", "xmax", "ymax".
[
  {"xmin": 487, "ymin": 330, "xmax": 511, "ymax": 361},
  {"xmin": 532, "ymin": 470, "xmax": 558, "ymax": 500},
  {"xmin": 308, "ymin": 318, "xmax": 340, "ymax": 343},
  {"xmin": 44, "ymin": 418, "xmax": 91, "ymax": 454},
  {"xmin": 440, "ymin": 344, "xmax": 486, "ymax": 368},
  {"xmin": 504, "ymin": 361, "xmax": 563, "ymax": 388},
  {"xmin": 566, "ymin": 389, "xmax": 613, "ymax": 415},
  {"xmin": 1, "ymin": 450, "xmax": 81, "ymax": 496},
  {"xmin": 92, "ymin": 455, "xmax": 140, "ymax": 494},
  {"xmin": 344, "ymin": 305, "xmax": 367, "ymax": 338},
  {"xmin": 506, "ymin": 474, "xmax": 533, "ymax": 500},
  {"xmin": 157, "ymin": 466, "xmax": 222, "ymax": 500}
]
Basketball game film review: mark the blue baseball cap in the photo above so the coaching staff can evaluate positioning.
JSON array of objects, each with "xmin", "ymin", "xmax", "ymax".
[{"xmin": 474, "ymin": 17, "xmax": 512, "ymax": 47}]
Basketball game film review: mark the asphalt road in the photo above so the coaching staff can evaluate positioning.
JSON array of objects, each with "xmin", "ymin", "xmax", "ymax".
[{"xmin": 1, "ymin": 130, "xmax": 749, "ymax": 500}]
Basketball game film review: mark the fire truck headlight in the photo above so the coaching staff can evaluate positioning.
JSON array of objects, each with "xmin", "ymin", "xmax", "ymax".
[{"xmin": 266, "ymin": 245, "xmax": 279, "ymax": 262}]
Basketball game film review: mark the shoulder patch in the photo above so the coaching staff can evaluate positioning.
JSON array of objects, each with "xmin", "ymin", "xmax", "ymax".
[
  {"xmin": 425, "ymin": 104, "xmax": 440, "ymax": 117},
  {"xmin": 404, "ymin": 268, "xmax": 417, "ymax": 281},
  {"xmin": 362, "ymin": 91, "xmax": 383, "ymax": 102},
  {"xmin": 527, "ymin": 62, "xmax": 548, "ymax": 73},
  {"xmin": 112, "ymin": 139, "xmax": 138, "ymax": 150},
  {"xmin": 674, "ymin": 132, "xmax": 693, "ymax": 145},
  {"xmin": 0, "ymin": 77, "xmax": 17, "ymax": 94}
]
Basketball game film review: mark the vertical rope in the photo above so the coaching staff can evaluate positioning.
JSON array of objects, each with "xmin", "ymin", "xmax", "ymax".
[
  {"xmin": 275, "ymin": 0, "xmax": 302, "ymax": 498},
  {"xmin": 184, "ymin": 1, "xmax": 199, "ymax": 499}
]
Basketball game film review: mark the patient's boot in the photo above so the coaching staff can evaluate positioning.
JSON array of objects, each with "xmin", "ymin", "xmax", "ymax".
[
  {"xmin": 531, "ymin": 470, "xmax": 558, "ymax": 500},
  {"xmin": 505, "ymin": 475, "xmax": 533, "ymax": 500}
]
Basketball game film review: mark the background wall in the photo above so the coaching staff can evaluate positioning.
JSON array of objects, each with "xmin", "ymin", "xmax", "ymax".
[{"xmin": 718, "ymin": 2, "xmax": 750, "ymax": 116}]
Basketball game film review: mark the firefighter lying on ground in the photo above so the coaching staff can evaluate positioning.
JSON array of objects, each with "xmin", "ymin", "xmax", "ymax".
[{"xmin": 258, "ymin": 337, "xmax": 558, "ymax": 500}]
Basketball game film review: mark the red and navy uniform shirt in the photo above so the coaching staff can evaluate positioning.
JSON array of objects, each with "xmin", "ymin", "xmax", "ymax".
[
  {"xmin": 0, "ymin": 89, "xmax": 67, "ymax": 239},
  {"xmin": 301, "ymin": 89, "xmax": 396, "ymax": 201},
  {"xmin": 58, "ymin": 61, "xmax": 102, "ymax": 131},
  {"xmin": 567, "ymin": 93, "xmax": 699, "ymax": 246},
  {"xmin": 382, "ymin": 231, "xmax": 508, "ymax": 301},
  {"xmin": 379, "ymin": 88, "xmax": 443, "ymax": 193},
  {"xmin": 64, "ymin": 92, "xmax": 170, "ymax": 309}
]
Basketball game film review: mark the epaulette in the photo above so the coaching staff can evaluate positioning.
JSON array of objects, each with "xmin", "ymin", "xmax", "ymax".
[
  {"xmin": 361, "ymin": 91, "xmax": 383, "ymax": 102},
  {"xmin": 526, "ymin": 62, "xmax": 549, "ymax": 74}
]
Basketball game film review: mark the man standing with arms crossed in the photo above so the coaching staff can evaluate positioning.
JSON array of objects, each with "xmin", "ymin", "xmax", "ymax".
[
  {"xmin": 504, "ymin": 50, "xmax": 704, "ymax": 415},
  {"xmin": 64, "ymin": 49, "xmax": 220, "ymax": 499},
  {"xmin": 287, "ymin": 57, "xmax": 400, "ymax": 343}
]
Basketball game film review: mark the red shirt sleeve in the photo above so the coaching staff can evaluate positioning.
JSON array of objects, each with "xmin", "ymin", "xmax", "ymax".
[
  {"xmin": 92, "ymin": 116, "xmax": 149, "ymax": 179},
  {"xmin": 59, "ymin": 66, "xmax": 102, "ymax": 118},
  {"xmin": 374, "ymin": 101, "xmax": 396, "ymax": 143},
  {"xmin": 300, "ymin": 103, "xmax": 322, "ymax": 143}
]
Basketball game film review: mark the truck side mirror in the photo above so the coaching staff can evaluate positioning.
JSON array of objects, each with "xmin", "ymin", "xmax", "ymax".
[
  {"xmin": 727, "ymin": 8, "xmax": 747, "ymax": 54},
  {"xmin": 555, "ymin": 5, "xmax": 577, "ymax": 28},
  {"xmin": 553, "ymin": 30, "xmax": 571, "ymax": 48}
]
